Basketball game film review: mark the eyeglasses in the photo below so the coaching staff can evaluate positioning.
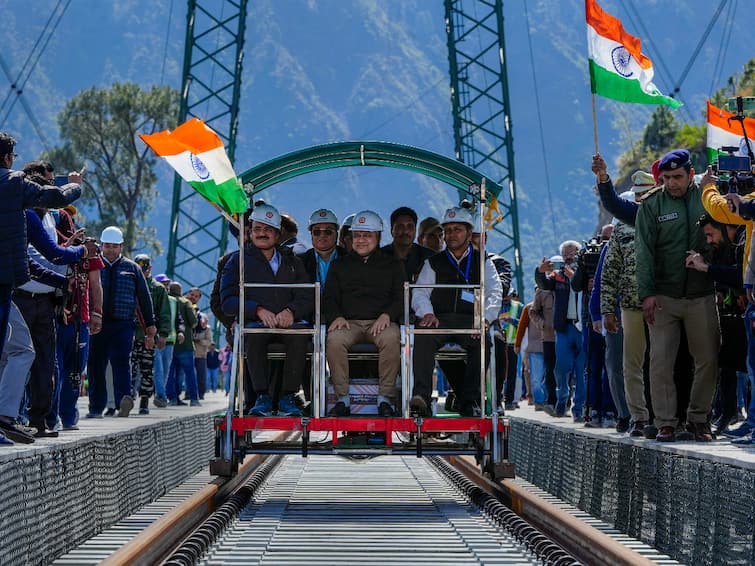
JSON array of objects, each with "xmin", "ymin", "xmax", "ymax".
[{"xmin": 312, "ymin": 228, "xmax": 335, "ymax": 237}]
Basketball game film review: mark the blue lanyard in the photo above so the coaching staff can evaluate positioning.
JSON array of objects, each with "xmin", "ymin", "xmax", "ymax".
[{"xmin": 445, "ymin": 245, "xmax": 472, "ymax": 283}]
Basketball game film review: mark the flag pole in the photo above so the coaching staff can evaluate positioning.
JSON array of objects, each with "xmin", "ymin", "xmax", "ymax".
[{"xmin": 591, "ymin": 92, "xmax": 599, "ymax": 154}]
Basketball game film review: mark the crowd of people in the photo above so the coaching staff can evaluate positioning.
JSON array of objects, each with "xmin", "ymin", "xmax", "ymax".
[
  {"xmin": 506, "ymin": 148, "xmax": 753, "ymax": 446},
  {"xmin": 0, "ymin": 133, "xmax": 232, "ymax": 446},
  {"xmin": 1, "ymin": 129, "xmax": 752, "ymax": 449}
]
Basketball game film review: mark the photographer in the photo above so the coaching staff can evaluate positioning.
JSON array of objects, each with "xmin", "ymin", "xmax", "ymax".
[
  {"xmin": 16, "ymin": 162, "xmax": 94, "ymax": 437},
  {"xmin": 685, "ymin": 214, "xmax": 746, "ymax": 436},
  {"xmin": 573, "ymin": 227, "xmax": 617, "ymax": 428},
  {"xmin": 535, "ymin": 240, "xmax": 586, "ymax": 420},
  {"xmin": 0, "ymin": 133, "xmax": 82, "ymax": 367}
]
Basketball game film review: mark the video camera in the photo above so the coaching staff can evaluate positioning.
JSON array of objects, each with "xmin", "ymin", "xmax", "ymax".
[
  {"xmin": 577, "ymin": 237, "xmax": 604, "ymax": 283},
  {"xmin": 713, "ymin": 147, "xmax": 754, "ymax": 195}
]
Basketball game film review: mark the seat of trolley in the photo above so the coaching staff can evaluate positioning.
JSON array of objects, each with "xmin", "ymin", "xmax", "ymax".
[{"xmin": 266, "ymin": 341, "xmax": 468, "ymax": 360}]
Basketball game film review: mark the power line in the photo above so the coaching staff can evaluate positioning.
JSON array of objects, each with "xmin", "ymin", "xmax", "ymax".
[
  {"xmin": 0, "ymin": 0, "xmax": 63, "ymax": 117},
  {"xmin": 523, "ymin": 0, "xmax": 556, "ymax": 243},
  {"xmin": 0, "ymin": 0, "xmax": 71, "ymax": 134},
  {"xmin": 159, "ymin": 0, "xmax": 175, "ymax": 84},
  {"xmin": 670, "ymin": 0, "xmax": 728, "ymax": 103},
  {"xmin": 708, "ymin": 0, "xmax": 736, "ymax": 97},
  {"xmin": 621, "ymin": 0, "xmax": 693, "ymax": 122}
]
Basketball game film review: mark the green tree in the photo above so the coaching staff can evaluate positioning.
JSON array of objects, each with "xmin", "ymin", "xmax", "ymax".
[{"xmin": 45, "ymin": 83, "xmax": 178, "ymax": 255}]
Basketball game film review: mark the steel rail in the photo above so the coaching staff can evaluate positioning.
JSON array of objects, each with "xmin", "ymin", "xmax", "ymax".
[
  {"xmin": 99, "ymin": 433, "xmax": 289, "ymax": 566},
  {"xmin": 447, "ymin": 455, "xmax": 660, "ymax": 566}
]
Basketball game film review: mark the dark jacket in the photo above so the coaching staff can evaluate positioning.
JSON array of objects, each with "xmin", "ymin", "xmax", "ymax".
[
  {"xmin": 298, "ymin": 246, "xmax": 347, "ymax": 288},
  {"xmin": 220, "ymin": 244, "xmax": 313, "ymax": 324},
  {"xmin": 101, "ymin": 255, "xmax": 155, "ymax": 326},
  {"xmin": 535, "ymin": 267, "xmax": 580, "ymax": 333},
  {"xmin": 428, "ymin": 248, "xmax": 481, "ymax": 318},
  {"xmin": 211, "ymin": 251, "xmax": 237, "ymax": 330},
  {"xmin": 26, "ymin": 210, "xmax": 85, "ymax": 265},
  {"xmin": 597, "ymin": 178, "xmax": 639, "ymax": 226},
  {"xmin": 323, "ymin": 250, "xmax": 406, "ymax": 324},
  {"xmin": 380, "ymin": 242, "xmax": 434, "ymax": 283},
  {"xmin": 136, "ymin": 276, "xmax": 171, "ymax": 340},
  {"xmin": 635, "ymin": 183, "xmax": 714, "ymax": 300},
  {"xmin": 0, "ymin": 169, "xmax": 81, "ymax": 286},
  {"xmin": 173, "ymin": 295, "xmax": 197, "ymax": 352}
]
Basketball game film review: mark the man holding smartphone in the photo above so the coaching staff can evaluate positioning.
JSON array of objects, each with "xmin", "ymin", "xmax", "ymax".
[{"xmin": 535, "ymin": 241, "xmax": 586, "ymax": 421}]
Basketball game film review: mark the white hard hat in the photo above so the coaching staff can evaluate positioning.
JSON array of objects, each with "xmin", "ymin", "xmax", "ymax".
[
  {"xmin": 250, "ymin": 203, "xmax": 281, "ymax": 230},
  {"xmin": 308, "ymin": 208, "xmax": 338, "ymax": 228},
  {"xmin": 441, "ymin": 206, "xmax": 474, "ymax": 228},
  {"xmin": 351, "ymin": 210, "xmax": 383, "ymax": 232},
  {"xmin": 342, "ymin": 213, "xmax": 356, "ymax": 228},
  {"xmin": 100, "ymin": 226, "xmax": 124, "ymax": 244}
]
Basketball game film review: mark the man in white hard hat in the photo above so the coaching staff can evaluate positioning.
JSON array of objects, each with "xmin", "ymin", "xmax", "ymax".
[
  {"xmin": 411, "ymin": 206, "xmax": 502, "ymax": 417},
  {"xmin": 299, "ymin": 208, "xmax": 344, "ymax": 292},
  {"xmin": 86, "ymin": 226, "xmax": 156, "ymax": 418},
  {"xmin": 323, "ymin": 210, "xmax": 407, "ymax": 417},
  {"xmin": 220, "ymin": 203, "xmax": 313, "ymax": 417}
]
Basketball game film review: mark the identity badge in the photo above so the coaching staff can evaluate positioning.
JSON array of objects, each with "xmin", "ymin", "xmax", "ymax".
[{"xmin": 461, "ymin": 290, "xmax": 475, "ymax": 303}]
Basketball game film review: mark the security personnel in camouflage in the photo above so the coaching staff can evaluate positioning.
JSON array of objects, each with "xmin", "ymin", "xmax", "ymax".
[
  {"xmin": 600, "ymin": 214, "xmax": 650, "ymax": 437},
  {"xmin": 132, "ymin": 254, "xmax": 172, "ymax": 414},
  {"xmin": 634, "ymin": 149, "xmax": 718, "ymax": 443}
]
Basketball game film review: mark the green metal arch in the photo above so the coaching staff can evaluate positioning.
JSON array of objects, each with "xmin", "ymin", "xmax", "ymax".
[{"xmin": 238, "ymin": 141, "xmax": 503, "ymax": 199}]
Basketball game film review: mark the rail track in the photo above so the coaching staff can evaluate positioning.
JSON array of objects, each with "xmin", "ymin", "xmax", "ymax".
[{"xmin": 54, "ymin": 430, "xmax": 682, "ymax": 566}]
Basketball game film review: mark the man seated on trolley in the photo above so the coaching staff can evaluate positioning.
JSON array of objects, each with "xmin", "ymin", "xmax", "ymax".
[
  {"xmin": 410, "ymin": 206, "xmax": 503, "ymax": 418},
  {"xmin": 323, "ymin": 210, "xmax": 407, "ymax": 417},
  {"xmin": 220, "ymin": 203, "xmax": 313, "ymax": 417}
]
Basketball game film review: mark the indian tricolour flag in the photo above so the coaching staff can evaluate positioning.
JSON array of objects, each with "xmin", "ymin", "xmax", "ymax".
[
  {"xmin": 586, "ymin": 0, "xmax": 681, "ymax": 109},
  {"xmin": 140, "ymin": 118, "xmax": 248, "ymax": 214},
  {"xmin": 707, "ymin": 100, "xmax": 755, "ymax": 164}
]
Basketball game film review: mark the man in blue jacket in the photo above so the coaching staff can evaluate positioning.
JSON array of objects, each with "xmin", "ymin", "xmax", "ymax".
[
  {"xmin": 87, "ymin": 226, "xmax": 156, "ymax": 418},
  {"xmin": 221, "ymin": 204, "xmax": 314, "ymax": 417},
  {"xmin": 0, "ymin": 133, "xmax": 82, "ymax": 364}
]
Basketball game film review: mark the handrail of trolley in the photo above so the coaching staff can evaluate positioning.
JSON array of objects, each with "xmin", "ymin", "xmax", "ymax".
[
  {"xmin": 401, "ymin": 281, "xmax": 495, "ymax": 422},
  {"xmin": 234, "ymin": 279, "xmax": 322, "ymax": 421}
]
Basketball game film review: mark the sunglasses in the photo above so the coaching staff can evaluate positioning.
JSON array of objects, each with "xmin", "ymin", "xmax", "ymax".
[{"xmin": 312, "ymin": 228, "xmax": 335, "ymax": 237}]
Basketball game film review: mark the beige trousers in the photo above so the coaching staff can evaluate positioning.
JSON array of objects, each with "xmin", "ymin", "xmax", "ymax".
[
  {"xmin": 326, "ymin": 320, "xmax": 400, "ymax": 398},
  {"xmin": 621, "ymin": 308, "xmax": 650, "ymax": 421},
  {"xmin": 647, "ymin": 294, "xmax": 719, "ymax": 428}
]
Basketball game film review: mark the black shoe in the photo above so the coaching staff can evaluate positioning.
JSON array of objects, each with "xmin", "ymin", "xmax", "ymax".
[
  {"xmin": 139, "ymin": 397, "xmax": 149, "ymax": 415},
  {"xmin": 0, "ymin": 420, "xmax": 35, "ymax": 444},
  {"xmin": 104, "ymin": 408, "xmax": 116, "ymax": 417},
  {"xmin": 676, "ymin": 423, "xmax": 694, "ymax": 441},
  {"xmin": 175, "ymin": 399, "xmax": 187, "ymax": 406},
  {"xmin": 34, "ymin": 429, "xmax": 59, "ymax": 439},
  {"xmin": 444, "ymin": 391, "xmax": 459, "ymax": 413},
  {"xmin": 629, "ymin": 420, "xmax": 647, "ymax": 437},
  {"xmin": 459, "ymin": 401, "xmax": 481, "ymax": 417},
  {"xmin": 643, "ymin": 423, "xmax": 659, "ymax": 440},
  {"xmin": 616, "ymin": 417, "xmax": 630, "ymax": 433},
  {"xmin": 712, "ymin": 414, "xmax": 735, "ymax": 437},
  {"xmin": 409, "ymin": 395, "xmax": 432, "ymax": 417},
  {"xmin": 378, "ymin": 402, "xmax": 395, "ymax": 417},
  {"xmin": 327, "ymin": 401, "xmax": 350, "ymax": 417},
  {"xmin": 655, "ymin": 426, "xmax": 676, "ymax": 442}
]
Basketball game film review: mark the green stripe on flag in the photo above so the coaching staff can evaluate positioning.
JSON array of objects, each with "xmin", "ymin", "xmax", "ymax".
[
  {"xmin": 189, "ymin": 177, "xmax": 248, "ymax": 214},
  {"xmin": 589, "ymin": 61, "xmax": 681, "ymax": 109}
]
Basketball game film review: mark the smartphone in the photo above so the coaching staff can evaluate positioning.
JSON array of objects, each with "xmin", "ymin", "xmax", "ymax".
[
  {"xmin": 551, "ymin": 260, "xmax": 564, "ymax": 271},
  {"xmin": 54, "ymin": 175, "xmax": 69, "ymax": 187}
]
